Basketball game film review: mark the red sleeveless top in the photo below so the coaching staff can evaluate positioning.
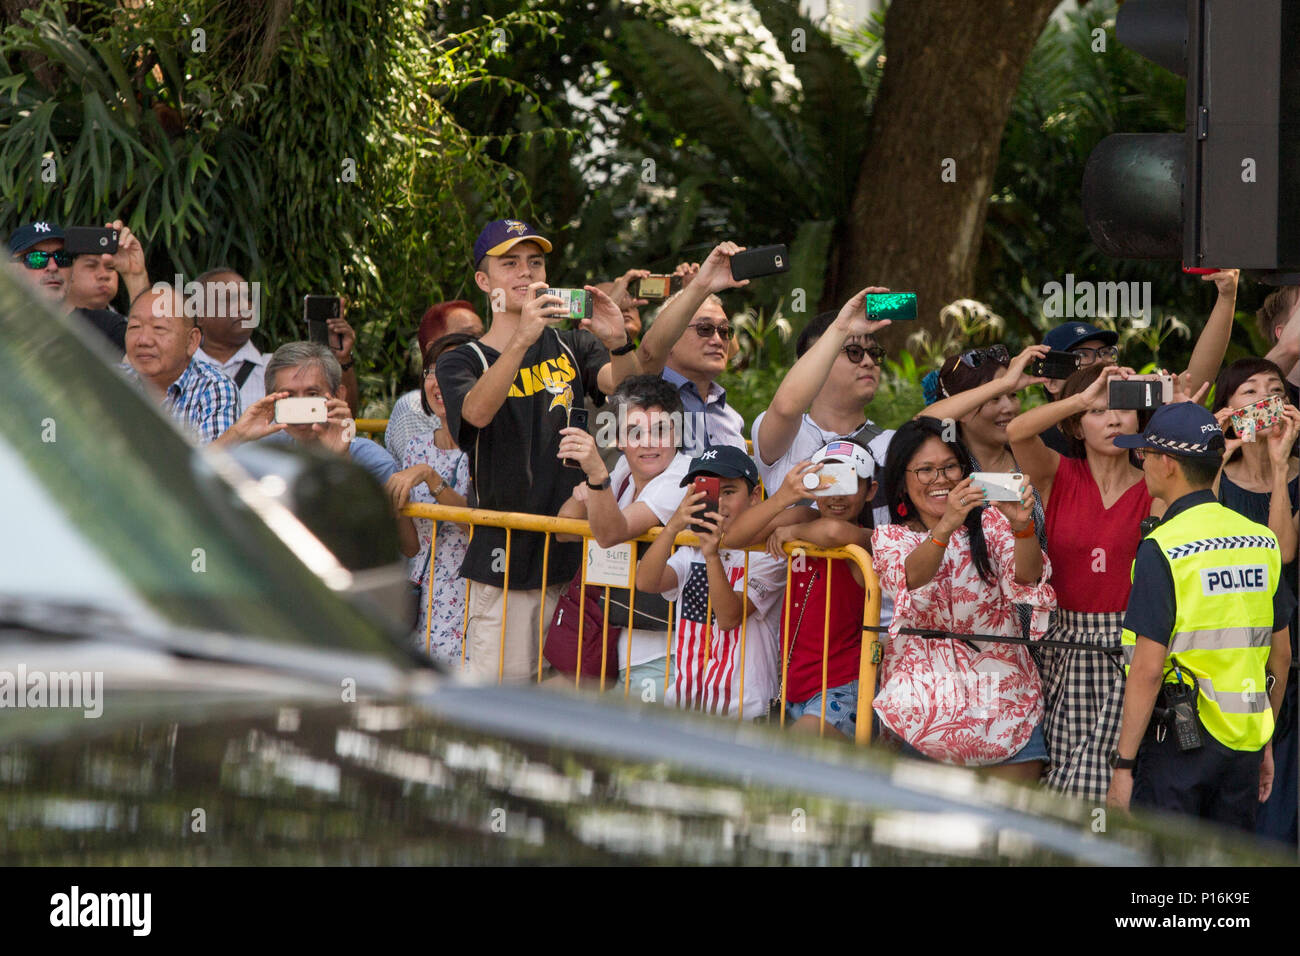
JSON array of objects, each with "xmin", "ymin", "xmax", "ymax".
[
  {"xmin": 1043, "ymin": 456, "xmax": 1151, "ymax": 612},
  {"xmin": 780, "ymin": 557, "xmax": 866, "ymax": 703}
]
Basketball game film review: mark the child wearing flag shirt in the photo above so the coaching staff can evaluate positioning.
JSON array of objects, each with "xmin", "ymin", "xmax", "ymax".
[{"xmin": 637, "ymin": 446, "xmax": 787, "ymax": 719}]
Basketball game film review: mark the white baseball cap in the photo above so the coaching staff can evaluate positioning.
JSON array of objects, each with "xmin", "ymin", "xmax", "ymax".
[{"xmin": 810, "ymin": 439, "xmax": 876, "ymax": 479}]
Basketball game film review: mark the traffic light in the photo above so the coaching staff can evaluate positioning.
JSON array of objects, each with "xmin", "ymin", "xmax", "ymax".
[{"xmin": 1083, "ymin": 0, "xmax": 1300, "ymax": 278}]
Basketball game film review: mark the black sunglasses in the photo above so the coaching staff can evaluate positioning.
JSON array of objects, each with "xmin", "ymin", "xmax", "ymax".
[
  {"xmin": 15, "ymin": 250, "xmax": 73, "ymax": 269},
  {"xmin": 688, "ymin": 323, "xmax": 733, "ymax": 340},
  {"xmin": 958, "ymin": 344, "xmax": 1009, "ymax": 368},
  {"xmin": 842, "ymin": 343, "xmax": 886, "ymax": 365}
]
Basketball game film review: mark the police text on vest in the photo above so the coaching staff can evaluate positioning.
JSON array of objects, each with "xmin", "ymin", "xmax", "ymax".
[{"xmin": 1201, "ymin": 565, "xmax": 1268, "ymax": 595}]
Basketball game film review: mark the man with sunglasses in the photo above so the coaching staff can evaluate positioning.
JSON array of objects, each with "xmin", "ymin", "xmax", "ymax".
[
  {"xmin": 661, "ymin": 290, "xmax": 748, "ymax": 455},
  {"xmin": 752, "ymin": 287, "xmax": 895, "ymax": 524},
  {"xmin": 7, "ymin": 221, "xmax": 138, "ymax": 357}
]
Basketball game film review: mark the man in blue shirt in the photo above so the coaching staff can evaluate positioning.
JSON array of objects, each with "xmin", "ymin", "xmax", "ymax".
[
  {"xmin": 244, "ymin": 341, "xmax": 398, "ymax": 485},
  {"xmin": 123, "ymin": 288, "xmax": 240, "ymax": 444},
  {"xmin": 659, "ymin": 290, "xmax": 747, "ymax": 455}
]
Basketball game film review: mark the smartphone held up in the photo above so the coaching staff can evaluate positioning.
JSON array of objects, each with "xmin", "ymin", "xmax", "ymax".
[
  {"xmin": 691, "ymin": 476, "xmax": 720, "ymax": 532},
  {"xmin": 304, "ymin": 295, "xmax": 343, "ymax": 350}
]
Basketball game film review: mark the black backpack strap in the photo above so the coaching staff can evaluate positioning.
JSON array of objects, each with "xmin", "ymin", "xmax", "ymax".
[{"xmin": 233, "ymin": 360, "xmax": 257, "ymax": 388}]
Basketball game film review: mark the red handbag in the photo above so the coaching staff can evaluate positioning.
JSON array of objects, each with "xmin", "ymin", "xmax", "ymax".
[{"xmin": 542, "ymin": 571, "xmax": 621, "ymax": 681}]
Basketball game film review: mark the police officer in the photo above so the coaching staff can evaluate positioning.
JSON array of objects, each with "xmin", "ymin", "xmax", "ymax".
[{"xmin": 1106, "ymin": 403, "xmax": 1294, "ymax": 831}]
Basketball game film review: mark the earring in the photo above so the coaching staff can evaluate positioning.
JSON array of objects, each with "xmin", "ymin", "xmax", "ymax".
[{"xmin": 897, "ymin": 500, "xmax": 908, "ymax": 516}]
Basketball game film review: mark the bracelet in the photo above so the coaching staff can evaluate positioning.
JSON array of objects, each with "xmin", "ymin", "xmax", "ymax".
[
  {"xmin": 429, "ymin": 479, "xmax": 448, "ymax": 498},
  {"xmin": 1013, "ymin": 525, "xmax": 1036, "ymax": 539},
  {"xmin": 930, "ymin": 536, "xmax": 949, "ymax": 549},
  {"xmin": 339, "ymin": 358, "xmax": 355, "ymax": 371}
]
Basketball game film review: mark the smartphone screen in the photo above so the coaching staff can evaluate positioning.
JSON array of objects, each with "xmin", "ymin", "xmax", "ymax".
[
  {"xmin": 691, "ymin": 476, "xmax": 720, "ymax": 531},
  {"xmin": 303, "ymin": 295, "xmax": 343, "ymax": 350},
  {"xmin": 864, "ymin": 292, "xmax": 918, "ymax": 321}
]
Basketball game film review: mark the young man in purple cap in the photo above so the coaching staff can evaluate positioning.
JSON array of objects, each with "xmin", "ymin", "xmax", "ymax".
[
  {"xmin": 436, "ymin": 219, "xmax": 744, "ymax": 682},
  {"xmin": 1107, "ymin": 402, "xmax": 1293, "ymax": 831}
]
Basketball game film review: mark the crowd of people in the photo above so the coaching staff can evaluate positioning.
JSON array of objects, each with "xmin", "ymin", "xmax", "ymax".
[{"xmin": 8, "ymin": 215, "xmax": 1299, "ymax": 843}]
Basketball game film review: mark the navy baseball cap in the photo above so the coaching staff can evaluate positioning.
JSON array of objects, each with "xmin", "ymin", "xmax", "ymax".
[
  {"xmin": 680, "ymin": 445, "xmax": 760, "ymax": 490},
  {"xmin": 1043, "ymin": 321, "xmax": 1119, "ymax": 352},
  {"xmin": 1113, "ymin": 403, "xmax": 1226, "ymax": 459},
  {"xmin": 8, "ymin": 221, "xmax": 64, "ymax": 256},
  {"xmin": 472, "ymin": 219, "xmax": 552, "ymax": 266}
]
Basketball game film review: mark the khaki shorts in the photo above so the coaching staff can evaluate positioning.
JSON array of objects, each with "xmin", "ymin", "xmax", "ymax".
[{"xmin": 463, "ymin": 581, "xmax": 563, "ymax": 683}]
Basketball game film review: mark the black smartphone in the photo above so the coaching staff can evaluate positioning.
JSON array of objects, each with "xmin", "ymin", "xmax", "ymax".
[
  {"xmin": 63, "ymin": 226, "xmax": 120, "ymax": 256},
  {"xmin": 1030, "ymin": 350, "xmax": 1080, "ymax": 379},
  {"xmin": 563, "ymin": 407, "xmax": 589, "ymax": 469},
  {"xmin": 304, "ymin": 295, "xmax": 343, "ymax": 350},
  {"xmin": 691, "ymin": 476, "xmax": 720, "ymax": 532},
  {"xmin": 1109, "ymin": 378, "xmax": 1169, "ymax": 410},
  {"xmin": 729, "ymin": 244, "xmax": 790, "ymax": 281},
  {"xmin": 634, "ymin": 274, "xmax": 682, "ymax": 300}
]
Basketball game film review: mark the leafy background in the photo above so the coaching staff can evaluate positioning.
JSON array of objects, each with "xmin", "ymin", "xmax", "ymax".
[{"xmin": 0, "ymin": 0, "xmax": 1276, "ymax": 426}]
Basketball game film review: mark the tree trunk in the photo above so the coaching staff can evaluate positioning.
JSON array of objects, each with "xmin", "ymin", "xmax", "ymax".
[{"xmin": 831, "ymin": 0, "xmax": 1061, "ymax": 349}]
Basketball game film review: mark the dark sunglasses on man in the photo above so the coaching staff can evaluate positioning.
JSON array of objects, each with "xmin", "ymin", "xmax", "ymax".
[
  {"xmin": 14, "ymin": 250, "xmax": 74, "ymax": 270},
  {"xmin": 842, "ymin": 343, "xmax": 886, "ymax": 365},
  {"xmin": 687, "ymin": 322, "xmax": 733, "ymax": 340}
]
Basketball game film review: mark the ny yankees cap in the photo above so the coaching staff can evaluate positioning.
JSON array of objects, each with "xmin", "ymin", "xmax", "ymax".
[
  {"xmin": 1113, "ymin": 402, "xmax": 1226, "ymax": 459},
  {"xmin": 680, "ymin": 445, "xmax": 760, "ymax": 490},
  {"xmin": 473, "ymin": 219, "xmax": 552, "ymax": 266},
  {"xmin": 8, "ymin": 221, "xmax": 64, "ymax": 256}
]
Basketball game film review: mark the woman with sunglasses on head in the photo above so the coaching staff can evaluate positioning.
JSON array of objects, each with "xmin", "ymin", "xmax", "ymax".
[
  {"xmin": 871, "ymin": 417, "xmax": 1056, "ymax": 776},
  {"xmin": 1004, "ymin": 362, "xmax": 1190, "ymax": 801}
]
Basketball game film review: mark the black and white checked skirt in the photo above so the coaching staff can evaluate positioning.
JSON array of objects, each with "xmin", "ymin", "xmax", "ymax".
[{"xmin": 1041, "ymin": 609, "xmax": 1127, "ymax": 802}]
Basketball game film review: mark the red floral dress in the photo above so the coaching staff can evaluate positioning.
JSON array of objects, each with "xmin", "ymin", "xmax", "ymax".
[{"xmin": 870, "ymin": 509, "xmax": 1056, "ymax": 766}]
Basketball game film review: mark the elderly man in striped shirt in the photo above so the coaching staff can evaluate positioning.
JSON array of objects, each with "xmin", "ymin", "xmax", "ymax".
[{"xmin": 123, "ymin": 286, "xmax": 240, "ymax": 444}]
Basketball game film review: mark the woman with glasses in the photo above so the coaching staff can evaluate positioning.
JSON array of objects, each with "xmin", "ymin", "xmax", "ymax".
[
  {"xmin": 1005, "ymin": 363, "xmax": 1169, "ymax": 801},
  {"xmin": 387, "ymin": 332, "xmax": 476, "ymax": 663},
  {"xmin": 871, "ymin": 417, "xmax": 1056, "ymax": 777}
]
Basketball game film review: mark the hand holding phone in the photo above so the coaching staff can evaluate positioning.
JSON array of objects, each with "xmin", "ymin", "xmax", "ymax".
[
  {"xmin": 562, "ymin": 407, "xmax": 590, "ymax": 468},
  {"xmin": 728, "ymin": 244, "xmax": 789, "ymax": 281},
  {"xmin": 63, "ymin": 226, "xmax": 120, "ymax": 256},
  {"xmin": 1030, "ymin": 350, "xmax": 1081, "ymax": 379},
  {"xmin": 304, "ymin": 295, "xmax": 344, "ymax": 349},
  {"xmin": 1228, "ymin": 394, "xmax": 1286, "ymax": 442},
  {"xmin": 864, "ymin": 292, "xmax": 917, "ymax": 321},
  {"xmin": 536, "ymin": 287, "xmax": 593, "ymax": 322},
  {"xmin": 634, "ymin": 275, "xmax": 682, "ymax": 300},
  {"xmin": 274, "ymin": 397, "xmax": 329, "ymax": 425},
  {"xmin": 969, "ymin": 472, "xmax": 1025, "ymax": 502},
  {"xmin": 1108, "ymin": 375, "xmax": 1172, "ymax": 410}
]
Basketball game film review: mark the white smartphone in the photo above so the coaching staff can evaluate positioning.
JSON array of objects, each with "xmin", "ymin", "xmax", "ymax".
[
  {"xmin": 274, "ymin": 397, "xmax": 328, "ymax": 425},
  {"xmin": 969, "ymin": 472, "xmax": 1025, "ymax": 502},
  {"xmin": 811, "ymin": 462, "xmax": 858, "ymax": 497}
]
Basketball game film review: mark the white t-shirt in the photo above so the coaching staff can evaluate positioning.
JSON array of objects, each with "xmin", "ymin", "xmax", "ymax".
[
  {"xmin": 661, "ymin": 546, "xmax": 786, "ymax": 720},
  {"xmin": 751, "ymin": 410, "xmax": 895, "ymax": 628},
  {"xmin": 608, "ymin": 451, "xmax": 692, "ymax": 668}
]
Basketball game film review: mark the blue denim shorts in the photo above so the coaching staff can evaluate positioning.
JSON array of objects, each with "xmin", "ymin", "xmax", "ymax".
[
  {"xmin": 897, "ymin": 722, "xmax": 1048, "ymax": 765},
  {"xmin": 785, "ymin": 680, "xmax": 858, "ymax": 736}
]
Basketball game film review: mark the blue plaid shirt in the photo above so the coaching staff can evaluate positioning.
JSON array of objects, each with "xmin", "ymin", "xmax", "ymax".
[{"xmin": 123, "ymin": 358, "xmax": 241, "ymax": 444}]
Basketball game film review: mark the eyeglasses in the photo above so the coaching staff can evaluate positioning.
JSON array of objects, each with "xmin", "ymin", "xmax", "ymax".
[
  {"xmin": 1073, "ymin": 345, "xmax": 1119, "ymax": 366},
  {"xmin": 906, "ymin": 462, "xmax": 965, "ymax": 484},
  {"xmin": 958, "ymin": 344, "xmax": 1009, "ymax": 368},
  {"xmin": 687, "ymin": 323, "xmax": 733, "ymax": 340},
  {"xmin": 842, "ymin": 343, "xmax": 886, "ymax": 365},
  {"xmin": 423, "ymin": 367, "xmax": 439, "ymax": 379},
  {"xmin": 1132, "ymin": 448, "xmax": 1164, "ymax": 463},
  {"xmin": 14, "ymin": 250, "xmax": 73, "ymax": 270}
]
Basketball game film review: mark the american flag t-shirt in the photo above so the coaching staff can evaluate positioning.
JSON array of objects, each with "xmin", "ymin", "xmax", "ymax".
[{"xmin": 663, "ymin": 547, "xmax": 785, "ymax": 719}]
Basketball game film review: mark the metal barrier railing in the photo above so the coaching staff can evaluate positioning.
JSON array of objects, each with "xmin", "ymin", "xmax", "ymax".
[{"xmin": 401, "ymin": 502, "xmax": 882, "ymax": 745}]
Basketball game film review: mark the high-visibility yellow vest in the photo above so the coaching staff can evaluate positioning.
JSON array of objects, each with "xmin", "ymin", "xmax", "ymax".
[{"xmin": 1121, "ymin": 500, "xmax": 1281, "ymax": 751}]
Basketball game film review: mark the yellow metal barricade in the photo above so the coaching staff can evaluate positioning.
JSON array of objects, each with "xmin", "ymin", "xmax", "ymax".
[
  {"xmin": 356, "ymin": 418, "xmax": 388, "ymax": 441},
  {"xmin": 401, "ymin": 502, "xmax": 881, "ymax": 744}
]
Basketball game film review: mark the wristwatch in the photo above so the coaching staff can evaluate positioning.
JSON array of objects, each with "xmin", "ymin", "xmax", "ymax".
[
  {"xmin": 609, "ymin": 340, "xmax": 636, "ymax": 356},
  {"xmin": 586, "ymin": 475, "xmax": 612, "ymax": 491},
  {"xmin": 339, "ymin": 357, "xmax": 355, "ymax": 371},
  {"xmin": 1108, "ymin": 751, "xmax": 1137, "ymax": 771}
]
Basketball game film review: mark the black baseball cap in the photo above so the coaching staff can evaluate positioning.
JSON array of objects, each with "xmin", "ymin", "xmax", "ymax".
[
  {"xmin": 8, "ymin": 221, "xmax": 64, "ymax": 256},
  {"xmin": 680, "ymin": 445, "xmax": 760, "ymax": 490},
  {"xmin": 1113, "ymin": 403, "xmax": 1226, "ymax": 459},
  {"xmin": 1043, "ymin": 321, "xmax": 1119, "ymax": 352}
]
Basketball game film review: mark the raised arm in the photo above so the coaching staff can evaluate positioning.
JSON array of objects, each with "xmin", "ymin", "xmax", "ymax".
[
  {"xmin": 722, "ymin": 461, "xmax": 829, "ymax": 548},
  {"xmin": 756, "ymin": 285, "xmax": 891, "ymax": 465},
  {"xmin": 636, "ymin": 490, "xmax": 701, "ymax": 595},
  {"xmin": 919, "ymin": 344, "xmax": 1049, "ymax": 423},
  {"xmin": 1183, "ymin": 270, "xmax": 1239, "ymax": 397},
  {"xmin": 460, "ymin": 282, "xmax": 555, "ymax": 428},
  {"xmin": 1265, "ymin": 289, "xmax": 1300, "ymax": 380}
]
